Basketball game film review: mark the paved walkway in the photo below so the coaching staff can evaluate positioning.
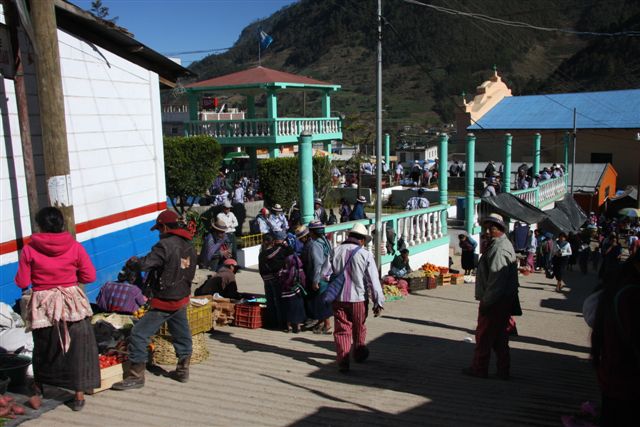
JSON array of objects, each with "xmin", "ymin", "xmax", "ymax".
[{"xmin": 23, "ymin": 259, "xmax": 599, "ymax": 426}]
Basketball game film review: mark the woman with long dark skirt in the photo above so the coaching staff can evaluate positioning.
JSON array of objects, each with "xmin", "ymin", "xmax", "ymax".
[
  {"xmin": 552, "ymin": 232, "xmax": 572, "ymax": 292},
  {"xmin": 15, "ymin": 207, "xmax": 99, "ymax": 411}
]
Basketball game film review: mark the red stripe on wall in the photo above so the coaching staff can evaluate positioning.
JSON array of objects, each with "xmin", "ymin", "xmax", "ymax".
[{"xmin": 0, "ymin": 201, "xmax": 167, "ymax": 256}]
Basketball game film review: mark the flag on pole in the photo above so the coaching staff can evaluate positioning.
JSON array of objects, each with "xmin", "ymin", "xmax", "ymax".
[{"xmin": 259, "ymin": 30, "xmax": 273, "ymax": 50}]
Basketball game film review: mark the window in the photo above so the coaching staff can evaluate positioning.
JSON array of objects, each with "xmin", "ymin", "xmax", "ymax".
[
  {"xmin": 604, "ymin": 186, "xmax": 610, "ymax": 198},
  {"xmin": 591, "ymin": 153, "xmax": 612, "ymax": 163}
]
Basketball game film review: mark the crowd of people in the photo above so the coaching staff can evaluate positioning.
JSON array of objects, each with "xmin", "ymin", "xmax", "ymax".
[{"xmin": 480, "ymin": 161, "xmax": 566, "ymax": 196}]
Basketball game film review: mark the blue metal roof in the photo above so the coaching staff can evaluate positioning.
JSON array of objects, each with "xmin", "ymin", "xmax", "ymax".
[{"xmin": 468, "ymin": 89, "xmax": 640, "ymax": 130}]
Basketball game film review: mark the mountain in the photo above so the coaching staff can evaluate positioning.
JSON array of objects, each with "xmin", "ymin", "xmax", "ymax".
[{"xmin": 186, "ymin": 0, "xmax": 640, "ymax": 130}]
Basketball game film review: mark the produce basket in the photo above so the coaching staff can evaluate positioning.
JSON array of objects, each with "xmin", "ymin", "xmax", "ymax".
[
  {"xmin": 450, "ymin": 274, "xmax": 465, "ymax": 285},
  {"xmin": 159, "ymin": 303, "xmax": 212, "ymax": 336},
  {"xmin": 152, "ymin": 332, "xmax": 209, "ymax": 365},
  {"xmin": 437, "ymin": 273, "xmax": 452, "ymax": 286},
  {"xmin": 234, "ymin": 303, "xmax": 265, "ymax": 329}
]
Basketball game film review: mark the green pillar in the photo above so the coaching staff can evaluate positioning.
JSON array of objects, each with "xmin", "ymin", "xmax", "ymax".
[
  {"xmin": 187, "ymin": 92, "xmax": 198, "ymax": 121},
  {"xmin": 266, "ymin": 89, "xmax": 278, "ymax": 119},
  {"xmin": 384, "ymin": 133, "xmax": 390, "ymax": 166},
  {"xmin": 246, "ymin": 95, "xmax": 256, "ymax": 119},
  {"xmin": 321, "ymin": 91, "xmax": 331, "ymax": 118},
  {"xmin": 503, "ymin": 133, "xmax": 512, "ymax": 193},
  {"xmin": 438, "ymin": 133, "xmax": 448, "ymax": 235},
  {"xmin": 269, "ymin": 146, "xmax": 280, "ymax": 158},
  {"xmin": 465, "ymin": 133, "xmax": 476, "ymax": 235},
  {"xmin": 533, "ymin": 133, "xmax": 541, "ymax": 177},
  {"xmin": 323, "ymin": 141, "xmax": 332, "ymax": 160},
  {"xmin": 299, "ymin": 132, "xmax": 314, "ymax": 224},
  {"xmin": 247, "ymin": 146, "xmax": 257, "ymax": 171}
]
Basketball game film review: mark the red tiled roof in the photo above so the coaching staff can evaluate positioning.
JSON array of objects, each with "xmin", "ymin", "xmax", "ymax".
[{"xmin": 186, "ymin": 66, "xmax": 336, "ymax": 88}]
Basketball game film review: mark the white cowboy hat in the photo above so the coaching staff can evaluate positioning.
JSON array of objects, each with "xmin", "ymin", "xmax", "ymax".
[
  {"xmin": 211, "ymin": 220, "xmax": 229, "ymax": 232},
  {"xmin": 223, "ymin": 200, "xmax": 232, "ymax": 208},
  {"xmin": 356, "ymin": 195, "xmax": 367, "ymax": 203},
  {"xmin": 482, "ymin": 213, "xmax": 506, "ymax": 230},
  {"xmin": 272, "ymin": 204, "xmax": 283, "ymax": 212},
  {"xmin": 349, "ymin": 223, "xmax": 372, "ymax": 243}
]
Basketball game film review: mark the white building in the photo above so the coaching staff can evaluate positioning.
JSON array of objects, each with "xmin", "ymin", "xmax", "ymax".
[{"xmin": 0, "ymin": 1, "xmax": 193, "ymax": 304}]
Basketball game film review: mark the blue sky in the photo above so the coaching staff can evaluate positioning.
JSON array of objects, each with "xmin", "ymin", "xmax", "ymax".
[{"xmin": 72, "ymin": 0, "xmax": 297, "ymax": 65}]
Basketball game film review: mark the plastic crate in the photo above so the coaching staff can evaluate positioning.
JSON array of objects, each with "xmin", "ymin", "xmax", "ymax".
[
  {"xmin": 159, "ymin": 304, "xmax": 212, "ymax": 336},
  {"xmin": 234, "ymin": 303, "xmax": 264, "ymax": 329}
]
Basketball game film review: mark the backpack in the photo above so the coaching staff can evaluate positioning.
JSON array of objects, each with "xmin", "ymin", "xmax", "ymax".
[{"xmin": 322, "ymin": 246, "xmax": 362, "ymax": 305}]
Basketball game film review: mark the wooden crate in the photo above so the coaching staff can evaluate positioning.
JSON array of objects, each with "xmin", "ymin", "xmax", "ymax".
[
  {"xmin": 437, "ymin": 273, "xmax": 452, "ymax": 286},
  {"xmin": 88, "ymin": 362, "xmax": 126, "ymax": 394},
  {"xmin": 451, "ymin": 275, "xmax": 465, "ymax": 285},
  {"xmin": 426, "ymin": 276, "xmax": 437, "ymax": 289},
  {"xmin": 407, "ymin": 276, "xmax": 428, "ymax": 293}
]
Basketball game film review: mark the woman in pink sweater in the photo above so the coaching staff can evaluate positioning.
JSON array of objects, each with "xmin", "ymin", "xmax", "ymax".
[{"xmin": 15, "ymin": 207, "xmax": 99, "ymax": 411}]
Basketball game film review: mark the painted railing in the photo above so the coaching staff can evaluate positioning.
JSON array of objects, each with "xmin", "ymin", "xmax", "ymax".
[
  {"xmin": 472, "ymin": 176, "xmax": 567, "ymax": 232},
  {"xmin": 325, "ymin": 204, "xmax": 449, "ymax": 263},
  {"xmin": 184, "ymin": 117, "xmax": 342, "ymax": 142}
]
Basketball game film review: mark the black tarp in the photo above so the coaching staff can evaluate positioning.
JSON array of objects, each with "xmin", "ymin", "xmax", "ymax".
[
  {"xmin": 481, "ymin": 192, "xmax": 587, "ymax": 234},
  {"xmin": 481, "ymin": 193, "xmax": 547, "ymax": 224}
]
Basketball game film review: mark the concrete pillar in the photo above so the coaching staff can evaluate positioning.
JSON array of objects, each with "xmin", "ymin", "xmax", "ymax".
[
  {"xmin": 247, "ymin": 146, "xmax": 257, "ymax": 171},
  {"xmin": 503, "ymin": 133, "xmax": 512, "ymax": 193},
  {"xmin": 384, "ymin": 133, "xmax": 390, "ymax": 166},
  {"xmin": 438, "ymin": 133, "xmax": 448, "ymax": 235},
  {"xmin": 266, "ymin": 89, "xmax": 278, "ymax": 119},
  {"xmin": 269, "ymin": 146, "xmax": 280, "ymax": 158},
  {"xmin": 533, "ymin": 133, "xmax": 541, "ymax": 177},
  {"xmin": 299, "ymin": 132, "xmax": 314, "ymax": 225},
  {"xmin": 323, "ymin": 141, "xmax": 332, "ymax": 160},
  {"xmin": 465, "ymin": 133, "xmax": 476, "ymax": 234},
  {"xmin": 246, "ymin": 95, "xmax": 255, "ymax": 118},
  {"xmin": 321, "ymin": 91, "xmax": 331, "ymax": 117}
]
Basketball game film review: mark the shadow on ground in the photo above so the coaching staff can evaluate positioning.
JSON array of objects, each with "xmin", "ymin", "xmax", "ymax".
[{"xmin": 286, "ymin": 332, "xmax": 599, "ymax": 427}]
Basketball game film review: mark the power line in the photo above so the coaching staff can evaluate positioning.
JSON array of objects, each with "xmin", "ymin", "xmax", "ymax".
[
  {"xmin": 163, "ymin": 47, "xmax": 231, "ymax": 57},
  {"xmin": 402, "ymin": 0, "xmax": 640, "ymax": 37}
]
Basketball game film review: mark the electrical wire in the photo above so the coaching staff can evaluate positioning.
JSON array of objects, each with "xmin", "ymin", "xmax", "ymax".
[{"xmin": 402, "ymin": 0, "xmax": 640, "ymax": 37}]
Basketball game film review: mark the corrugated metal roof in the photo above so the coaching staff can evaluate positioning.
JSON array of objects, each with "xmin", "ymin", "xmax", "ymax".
[
  {"xmin": 570, "ymin": 163, "xmax": 609, "ymax": 190},
  {"xmin": 468, "ymin": 89, "xmax": 640, "ymax": 130}
]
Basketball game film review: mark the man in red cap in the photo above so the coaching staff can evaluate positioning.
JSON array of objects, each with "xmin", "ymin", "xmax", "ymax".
[{"xmin": 112, "ymin": 210, "xmax": 196, "ymax": 390}]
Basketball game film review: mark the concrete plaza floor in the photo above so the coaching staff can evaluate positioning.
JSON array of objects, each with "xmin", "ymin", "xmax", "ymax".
[{"xmin": 23, "ymin": 258, "xmax": 600, "ymax": 426}]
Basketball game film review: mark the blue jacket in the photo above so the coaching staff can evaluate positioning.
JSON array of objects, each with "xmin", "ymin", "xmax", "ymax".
[{"xmin": 349, "ymin": 202, "xmax": 366, "ymax": 220}]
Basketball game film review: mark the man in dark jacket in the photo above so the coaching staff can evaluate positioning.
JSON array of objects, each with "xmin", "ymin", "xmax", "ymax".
[
  {"xmin": 259, "ymin": 231, "xmax": 293, "ymax": 330},
  {"xmin": 349, "ymin": 196, "xmax": 367, "ymax": 221},
  {"xmin": 112, "ymin": 210, "xmax": 197, "ymax": 390}
]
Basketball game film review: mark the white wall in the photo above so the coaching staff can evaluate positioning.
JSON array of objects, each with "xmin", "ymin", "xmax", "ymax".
[{"xmin": 1, "ymin": 27, "xmax": 166, "ymax": 265}]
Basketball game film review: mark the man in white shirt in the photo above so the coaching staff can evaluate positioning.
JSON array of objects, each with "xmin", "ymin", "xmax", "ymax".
[
  {"xmin": 331, "ymin": 223, "xmax": 384, "ymax": 373},
  {"xmin": 216, "ymin": 200, "xmax": 239, "ymax": 258},
  {"xmin": 395, "ymin": 162, "xmax": 404, "ymax": 183},
  {"xmin": 233, "ymin": 182, "xmax": 245, "ymax": 204}
]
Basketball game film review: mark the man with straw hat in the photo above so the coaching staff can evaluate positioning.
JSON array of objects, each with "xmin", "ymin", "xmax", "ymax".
[
  {"xmin": 331, "ymin": 223, "xmax": 384, "ymax": 373},
  {"xmin": 463, "ymin": 213, "xmax": 519, "ymax": 380},
  {"xmin": 200, "ymin": 219, "xmax": 231, "ymax": 271},
  {"xmin": 268, "ymin": 204, "xmax": 289, "ymax": 232},
  {"xmin": 314, "ymin": 198, "xmax": 328, "ymax": 224}
]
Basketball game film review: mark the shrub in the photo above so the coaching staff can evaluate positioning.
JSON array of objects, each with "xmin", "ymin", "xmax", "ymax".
[
  {"xmin": 258, "ymin": 156, "xmax": 332, "ymax": 210},
  {"xmin": 164, "ymin": 135, "xmax": 222, "ymax": 214}
]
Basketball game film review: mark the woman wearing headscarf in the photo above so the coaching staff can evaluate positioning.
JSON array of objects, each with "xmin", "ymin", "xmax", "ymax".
[
  {"xmin": 15, "ymin": 207, "xmax": 99, "ymax": 411},
  {"xmin": 552, "ymin": 232, "xmax": 572, "ymax": 292}
]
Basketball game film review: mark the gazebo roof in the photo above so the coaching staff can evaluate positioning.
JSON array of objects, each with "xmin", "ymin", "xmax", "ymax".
[{"xmin": 185, "ymin": 66, "xmax": 340, "ymax": 91}]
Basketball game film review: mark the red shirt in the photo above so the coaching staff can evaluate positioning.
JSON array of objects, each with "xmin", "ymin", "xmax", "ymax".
[{"xmin": 15, "ymin": 232, "xmax": 96, "ymax": 291}]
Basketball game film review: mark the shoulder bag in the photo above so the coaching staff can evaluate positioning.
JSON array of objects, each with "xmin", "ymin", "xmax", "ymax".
[{"xmin": 322, "ymin": 246, "xmax": 362, "ymax": 305}]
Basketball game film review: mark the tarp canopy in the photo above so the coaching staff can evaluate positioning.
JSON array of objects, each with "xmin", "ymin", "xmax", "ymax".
[
  {"xmin": 481, "ymin": 193, "xmax": 547, "ymax": 224},
  {"xmin": 481, "ymin": 192, "xmax": 587, "ymax": 234}
]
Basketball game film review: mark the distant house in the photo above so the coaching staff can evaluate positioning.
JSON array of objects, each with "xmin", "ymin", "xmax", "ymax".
[
  {"xmin": 570, "ymin": 163, "xmax": 618, "ymax": 213},
  {"xmin": 0, "ymin": 1, "xmax": 193, "ymax": 304},
  {"xmin": 456, "ymin": 70, "xmax": 640, "ymax": 186}
]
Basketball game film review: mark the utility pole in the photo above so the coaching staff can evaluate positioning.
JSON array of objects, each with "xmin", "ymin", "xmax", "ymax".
[
  {"xmin": 374, "ymin": 0, "xmax": 383, "ymax": 273},
  {"xmin": 4, "ymin": 0, "xmax": 38, "ymax": 232},
  {"xmin": 31, "ymin": 0, "xmax": 76, "ymax": 234}
]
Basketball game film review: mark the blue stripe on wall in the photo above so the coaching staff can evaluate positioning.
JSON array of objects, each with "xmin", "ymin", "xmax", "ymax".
[{"xmin": 0, "ymin": 220, "xmax": 159, "ymax": 307}]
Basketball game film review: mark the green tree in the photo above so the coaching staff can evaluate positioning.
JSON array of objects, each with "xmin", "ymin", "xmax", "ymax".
[
  {"xmin": 164, "ymin": 135, "xmax": 222, "ymax": 214},
  {"xmin": 90, "ymin": 0, "xmax": 118, "ymax": 23}
]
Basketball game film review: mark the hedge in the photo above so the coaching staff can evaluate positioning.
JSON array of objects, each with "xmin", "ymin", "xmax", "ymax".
[{"xmin": 258, "ymin": 156, "xmax": 332, "ymax": 210}]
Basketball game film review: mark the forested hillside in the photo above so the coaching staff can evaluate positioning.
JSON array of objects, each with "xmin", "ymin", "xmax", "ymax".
[{"xmin": 186, "ymin": 0, "xmax": 640, "ymax": 128}]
